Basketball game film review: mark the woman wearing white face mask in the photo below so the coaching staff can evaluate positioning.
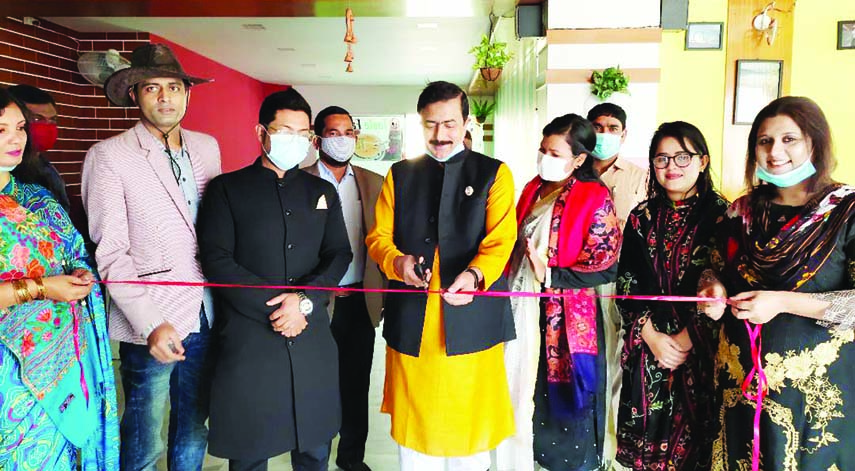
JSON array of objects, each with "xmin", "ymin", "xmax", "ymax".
[
  {"xmin": 699, "ymin": 96, "xmax": 855, "ymax": 470},
  {"xmin": 500, "ymin": 114, "xmax": 622, "ymax": 471}
]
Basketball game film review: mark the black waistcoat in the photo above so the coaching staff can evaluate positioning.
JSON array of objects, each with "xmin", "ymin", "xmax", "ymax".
[{"xmin": 383, "ymin": 149, "xmax": 515, "ymax": 357}]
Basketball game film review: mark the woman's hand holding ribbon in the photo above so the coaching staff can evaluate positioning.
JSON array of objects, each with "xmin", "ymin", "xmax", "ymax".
[
  {"xmin": 730, "ymin": 291, "xmax": 785, "ymax": 324},
  {"xmin": 697, "ymin": 269, "xmax": 727, "ymax": 320},
  {"xmin": 44, "ymin": 274, "xmax": 93, "ymax": 303}
]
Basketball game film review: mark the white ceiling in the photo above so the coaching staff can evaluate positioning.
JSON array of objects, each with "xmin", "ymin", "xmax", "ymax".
[{"xmin": 47, "ymin": 16, "xmax": 493, "ymax": 86}]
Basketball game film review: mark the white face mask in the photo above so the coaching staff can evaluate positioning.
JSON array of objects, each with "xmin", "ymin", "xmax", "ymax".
[
  {"xmin": 320, "ymin": 135, "xmax": 356, "ymax": 163},
  {"xmin": 537, "ymin": 152, "xmax": 572, "ymax": 182},
  {"xmin": 264, "ymin": 131, "xmax": 310, "ymax": 171},
  {"xmin": 427, "ymin": 143, "xmax": 465, "ymax": 163},
  {"xmin": 0, "ymin": 165, "xmax": 18, "ymax": 172}
]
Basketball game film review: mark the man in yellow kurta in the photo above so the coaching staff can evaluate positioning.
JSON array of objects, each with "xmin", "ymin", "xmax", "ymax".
[{"xmin": 366, "ymin": 81, "xmax": 517, "ymax": 471}]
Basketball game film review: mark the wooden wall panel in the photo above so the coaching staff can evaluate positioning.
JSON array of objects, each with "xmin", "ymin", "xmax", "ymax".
[{"xmin": 721, "ymin": 0, "xmax": 795, "ymax": 198}]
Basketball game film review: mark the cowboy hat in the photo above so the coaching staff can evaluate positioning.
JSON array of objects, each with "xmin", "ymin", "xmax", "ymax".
[{"xmin": 103, "ymin": 43, "xmax": 212, "ymax": 107}]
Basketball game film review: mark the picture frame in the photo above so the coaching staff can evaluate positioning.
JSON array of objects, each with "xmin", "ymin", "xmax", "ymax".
[
  {"xmin": 685, "ymin": 22, "xmax": 723, "ymax": 50},
  {"xmin": 733, "ymin": 60, "xmax": 783, "ymax": 125},
  {"xmin": 838, "ymin": 21, "xmax": 855, "ymax": 50},
  {"xmin": 350, "ymin": 115, "xmax": 405, "ymax": 162}
]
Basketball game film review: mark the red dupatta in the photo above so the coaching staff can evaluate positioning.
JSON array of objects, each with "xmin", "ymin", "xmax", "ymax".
[{"xmin": 515, "ymin": 176, "xmax": 621, "ymax": 414}]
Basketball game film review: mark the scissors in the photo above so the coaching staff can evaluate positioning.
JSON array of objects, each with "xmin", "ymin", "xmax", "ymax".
[{"xmin": 413, "ymin": 256, "xmax": 429, "ymax": 290}]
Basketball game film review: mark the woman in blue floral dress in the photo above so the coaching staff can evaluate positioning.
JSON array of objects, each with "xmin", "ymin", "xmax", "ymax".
[{"xmin": 0, "ymin": 88, "xmax": 119, "ymax": 470}]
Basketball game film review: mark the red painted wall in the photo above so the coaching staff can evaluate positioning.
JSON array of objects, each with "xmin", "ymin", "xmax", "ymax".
[
  {"xmin": 262, "ymin": 82, "xmax": 289, "ymax": 98},
  {"xmin": 151, "ymin": 35, "xmax": 269, "ymax": 172}
]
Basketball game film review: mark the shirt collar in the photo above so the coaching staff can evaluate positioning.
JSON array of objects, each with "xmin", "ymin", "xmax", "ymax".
[
  {"xmin": 603, "ymin": 155, "xmax": 629, "ymax": 173},
  {"xmin": 318, "ymin": 160, "xmax": 354, "ymax": 180}
]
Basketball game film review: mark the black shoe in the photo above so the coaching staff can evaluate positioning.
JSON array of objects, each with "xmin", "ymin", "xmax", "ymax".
[{"xmin": 336, "ymin": 459, "xmax": 372, "ymax": 471}]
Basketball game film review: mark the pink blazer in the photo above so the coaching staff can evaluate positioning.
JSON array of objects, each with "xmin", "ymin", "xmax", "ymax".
[{"xmin": 82, "ymin": 122, "xmax": 221, "ymax": 344}]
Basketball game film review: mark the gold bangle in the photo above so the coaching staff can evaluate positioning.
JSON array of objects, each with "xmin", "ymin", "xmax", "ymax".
[
  {"xmin": 19, "ymin": 279, "xmax": 34, "ymax": 303},
  {"xmin": 33, "ymin": 277, "xmax": 47, "ymax": 300},
  {"xmin": 12, "ymin": 279, "xmax": 33, "ymax": 304},
  {"xmin": 10, "ymin": 279, "xmax": 22, "ymax": 304}
]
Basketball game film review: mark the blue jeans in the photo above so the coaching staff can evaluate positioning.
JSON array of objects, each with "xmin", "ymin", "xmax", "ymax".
[{"xmin": 119, "ymin": 313, "xmax": 212, "ymax": 471}]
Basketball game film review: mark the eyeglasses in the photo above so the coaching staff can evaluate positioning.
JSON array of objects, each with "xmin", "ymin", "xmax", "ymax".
[
  {"xmin": 267, "ymin": 126, "xmax": 313, "ymax": 140},
  {"xmin": 652, "ymin": 152, "xmax": 698, "ymax": 169}
]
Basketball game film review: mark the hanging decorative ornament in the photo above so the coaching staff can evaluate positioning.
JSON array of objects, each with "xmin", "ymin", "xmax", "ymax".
[
  {"xmin": 344, "ymin": 6, "xmax": 356, "ymax": 73},
  {"xmin": 344, "ymin": 7, "xmax": 357, "ymax": 44},
  {"xmin": 751, "ymin": 1, "xmax": 788, "ymax": 46}
]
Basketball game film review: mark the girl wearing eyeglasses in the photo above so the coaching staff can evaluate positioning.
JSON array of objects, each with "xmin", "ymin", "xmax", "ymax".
[{"xmin": 614, "ymin": 121, "xmax": 727, "ymax": 470}]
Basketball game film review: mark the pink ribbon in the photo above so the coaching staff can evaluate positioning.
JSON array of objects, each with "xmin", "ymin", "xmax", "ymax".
[
  {"xmin": 741, "ymin": 320, "xmax": 767, "ymax": 471},
  {"xmin": 70, "ymin": 301, "xmax": 90, "ymax": 405},
  {"xmin": 94, "ymin": 279, "xmax": 725, "ymax": 303}
]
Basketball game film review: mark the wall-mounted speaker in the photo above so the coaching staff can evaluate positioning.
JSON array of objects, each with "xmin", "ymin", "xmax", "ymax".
[
  {"xmin": 661, "ymin": 0, "xmax": 689, "ymax": 30},
  {"xmin": 516, "ymin": 4, "xmax": 545, "ymax": 39}
]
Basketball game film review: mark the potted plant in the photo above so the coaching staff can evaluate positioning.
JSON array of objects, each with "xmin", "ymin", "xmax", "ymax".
[
  {"xmin": 469, "ymin": 34, "xmax": 513, "ymax": 82},
  {"xmin": 589, "ymin": 66, "xmax": 630, "ymax": 101},
  {"xmin": 470, "ymin": 99, "xmax": 496, "ymax": 124}
]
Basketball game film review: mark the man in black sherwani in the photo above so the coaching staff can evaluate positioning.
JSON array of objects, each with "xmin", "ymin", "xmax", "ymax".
[{"xmin": 198, "ymin": 88, "xmax": 352, "ymax": 471}]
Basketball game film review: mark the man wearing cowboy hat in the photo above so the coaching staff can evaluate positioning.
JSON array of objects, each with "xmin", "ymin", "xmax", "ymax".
[{"xmin": 81, "ymin": 43, "xmax": 221, "ymax": 470}]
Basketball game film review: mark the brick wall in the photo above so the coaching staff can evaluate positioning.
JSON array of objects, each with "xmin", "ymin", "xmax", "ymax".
[{"xmin": 0, "ymin": 16, "xmax": 150, "ymax": 202}]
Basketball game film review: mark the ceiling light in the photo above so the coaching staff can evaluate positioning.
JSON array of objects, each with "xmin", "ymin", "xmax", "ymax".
[
  {"xmin": 420, "ymin": 46, "xmax": 438, "ymax": 52},
  {"xmin": 241, "ymin": 24, "xmax": 266, "ymax": 30}
]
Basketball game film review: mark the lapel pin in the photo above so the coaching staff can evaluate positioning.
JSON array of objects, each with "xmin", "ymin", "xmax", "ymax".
[{"xmin": 464, "ymin": 186, "xmax": 474, "ymax": 196}]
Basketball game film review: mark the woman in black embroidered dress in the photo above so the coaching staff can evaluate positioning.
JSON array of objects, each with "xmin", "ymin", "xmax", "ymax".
[
  {"xmin": 700, "ymin": 96, "xmax": 855, "ymax": 470},
  {"xmin": 615, "ymin": 122, "xmax": 727, "ymax": 470}
]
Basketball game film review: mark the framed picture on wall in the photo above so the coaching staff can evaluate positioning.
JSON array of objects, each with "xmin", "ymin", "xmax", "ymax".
[
  {"xmin": 733, "ymin": 60, "xmax": 783, "ymax": 125},
  {"xmin": 838, "ymin": 21, "xmax": 855, "ymax": 50},
  {"xmin": 685, "ymin": 22, "xmax": 723, "ymax": 50}
]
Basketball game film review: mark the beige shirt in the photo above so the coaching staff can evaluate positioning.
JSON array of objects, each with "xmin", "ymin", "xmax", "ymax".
[{"xmin": 598, "ymin": 156, "xmax": 648, "ymax": 229}]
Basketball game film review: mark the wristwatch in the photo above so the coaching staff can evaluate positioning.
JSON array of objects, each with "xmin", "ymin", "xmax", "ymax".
[{"xmin": 296, "ymin": 292, "xmax": 313, "ymax": 316}]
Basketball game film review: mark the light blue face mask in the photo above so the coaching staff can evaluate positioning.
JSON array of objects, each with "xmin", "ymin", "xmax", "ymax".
[
  {"xmin": 0, "ymin": 166, "xmax": 18, "ymax": 172},
  {"xmin": 592, "ymin": 133, "xmax": 621, "ymax": 160},
  {"xmin": 427, "ymin": 143, "xmax": 465, "ymax": 163},
  {"xmin": 264, "ymin": 130, "xmax": 311, "ymax": 171},
  {"xmin": 755, "ymin": 160, "xmax": 817, "ymax": 188}
]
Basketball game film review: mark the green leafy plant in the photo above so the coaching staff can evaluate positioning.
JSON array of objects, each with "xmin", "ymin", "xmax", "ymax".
[
  {"xmin": 469, "ymin": 34, "xmax": 513, "ymax": 70},
  {"xmin": 470, "ymin": 99, "xmax": 496, "ymax": 123},
  {"xmin": 590, "ymin": 66, "xmax": 630, "ymax": 101}
]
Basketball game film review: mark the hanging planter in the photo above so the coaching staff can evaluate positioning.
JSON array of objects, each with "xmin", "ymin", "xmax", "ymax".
[
  {"xmin": 469, "ymin": 34, "xmax": 512, "ymax": 82},
  {"xmin": 479, "ymin": 67, "xmax": 503, "ymax": 82}
]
